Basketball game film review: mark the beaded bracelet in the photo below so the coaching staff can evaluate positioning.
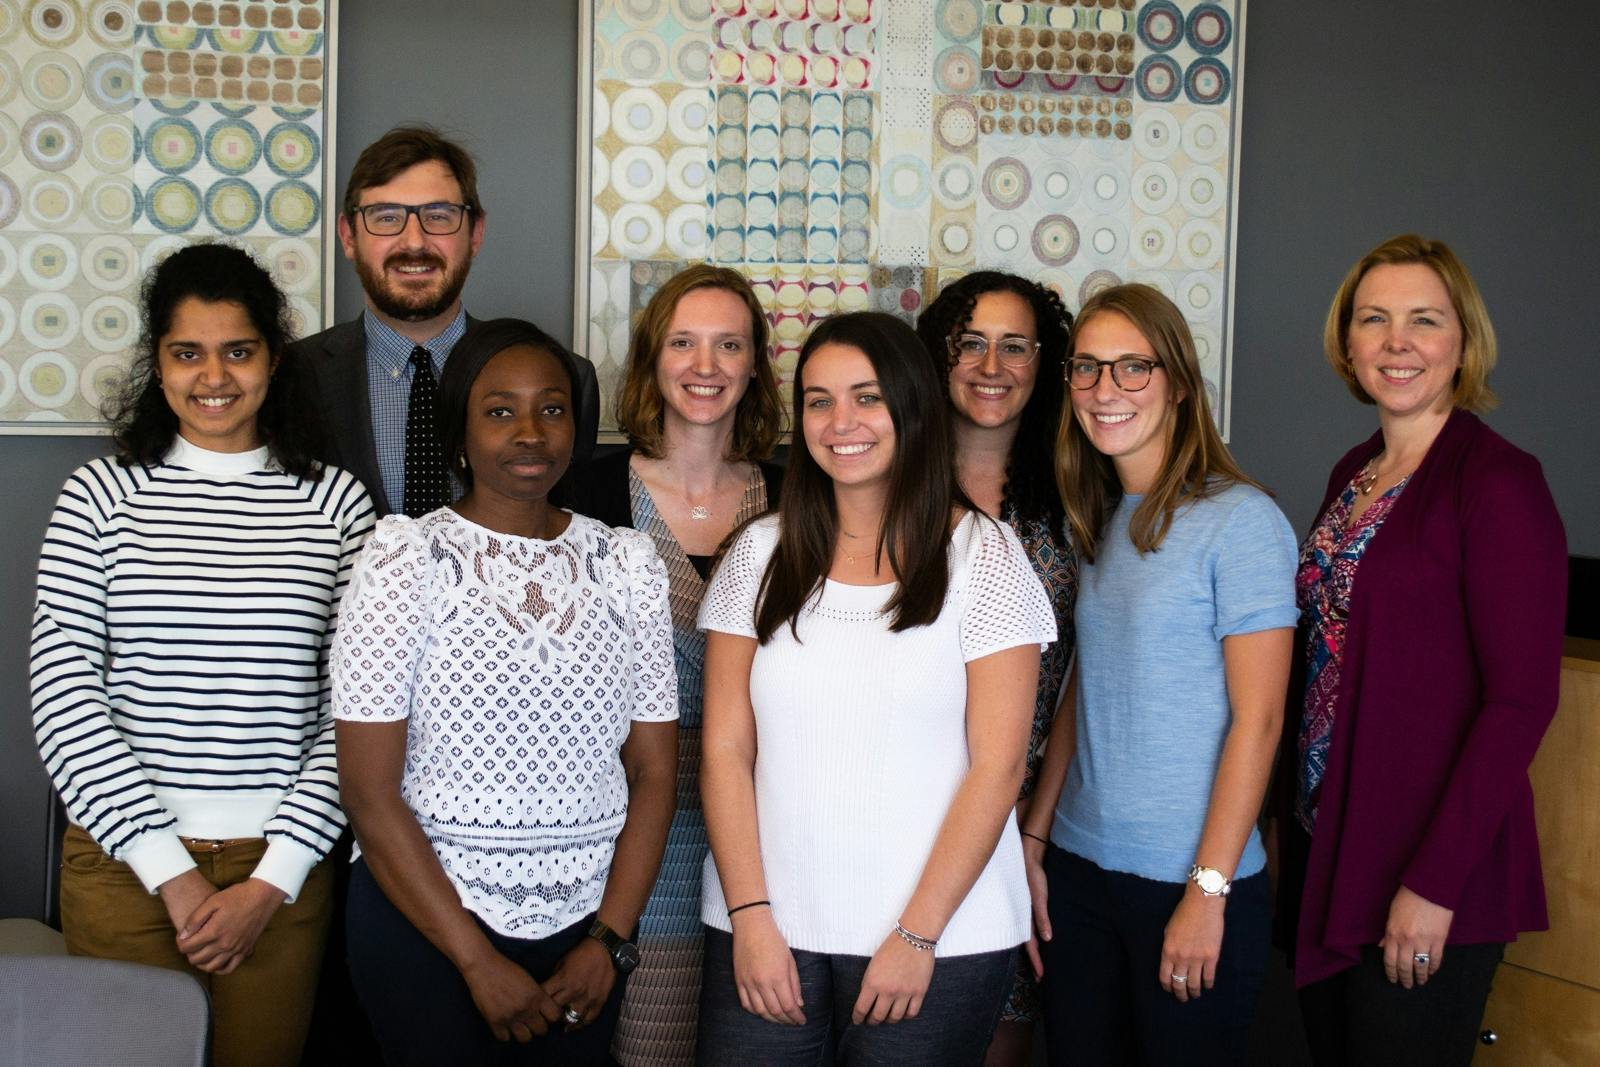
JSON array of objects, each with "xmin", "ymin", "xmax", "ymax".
[{"xmin": 894, "ymin": 923, "xmax": 938, "ymax": 952}]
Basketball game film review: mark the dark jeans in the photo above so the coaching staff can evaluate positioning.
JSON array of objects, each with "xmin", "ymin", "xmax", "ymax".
[
  {"xmin": 1038, "ymin": 846, "xmax": 1270, "ymax": 1067},
  {"xmin": 696, "ymin": 925, "xmax": 1015, "ymax": 1066},
  {"xmin": 346, "ymin": 857, "xmax": 625, "ymax": 1066},
  {"xmin": 1298, "ymin": 942, "xmax": 1504, "ymax": 1067}
]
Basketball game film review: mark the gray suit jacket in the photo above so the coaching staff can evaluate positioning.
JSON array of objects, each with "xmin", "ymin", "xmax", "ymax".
[{"xmin": 290, "ymin": 313, "xmax": 600, "ymax": 517}]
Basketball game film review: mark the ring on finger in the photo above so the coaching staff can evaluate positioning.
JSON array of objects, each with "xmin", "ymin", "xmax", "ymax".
[
  {"xmin": 563, "ymin": 1007, "xmax": 583, "ymax": 1025},
  {"xmin": 1171, "ymin": 974, "xmax": 1188, "ymax": 984},
  {"xmin": 1412, "ymin": 952, "xmax": 1430, "ymax": 966}
]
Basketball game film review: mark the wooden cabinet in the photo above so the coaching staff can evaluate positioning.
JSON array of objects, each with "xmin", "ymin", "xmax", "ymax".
[{"xmin": 1476, "ymin": 644, "xmax": 1600, "ymax": 1063}]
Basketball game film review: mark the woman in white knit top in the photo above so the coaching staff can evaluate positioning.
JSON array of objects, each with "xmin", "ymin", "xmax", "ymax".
[
  {"xmin": 698, "ymin": 312, "xmax": 1057, "ymax": 1065},
  {"xmin": 30, "ymin": 243, "xmax": 375, "ymax": 1067}
]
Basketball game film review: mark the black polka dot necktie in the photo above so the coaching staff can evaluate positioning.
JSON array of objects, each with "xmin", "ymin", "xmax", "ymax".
[{"xmin": 404, "ymin": 345, "xmax": 449, "ymax": 517}]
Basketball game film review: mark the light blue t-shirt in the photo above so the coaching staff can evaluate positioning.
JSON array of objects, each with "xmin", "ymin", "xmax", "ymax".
[{"xmin": 1051, "ymin": 482, "xmax": 1298, "ymax": 884}]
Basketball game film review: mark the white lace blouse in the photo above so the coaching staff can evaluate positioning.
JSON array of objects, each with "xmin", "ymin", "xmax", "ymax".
[{"xmin": 333, "ymin": 509, "xmax": 678, "ymax": 939}]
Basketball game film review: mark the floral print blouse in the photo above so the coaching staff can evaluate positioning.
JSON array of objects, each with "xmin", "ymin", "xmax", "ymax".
[
  {"xmin": 1004, "ymin": 504, "xmax": 1078, "ymax": 800},
  {"xmin": 1295, "ymin": 470, "xmax": 1409, "ymax": 832}
]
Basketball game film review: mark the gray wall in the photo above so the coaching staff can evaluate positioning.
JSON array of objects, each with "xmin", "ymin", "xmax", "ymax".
[
  {"xmin": 3, "ymin": 0, "xmax": 1596, "ymax": 919},
  {"xmin": 1229, "ymin": 2, "xmax": 1600, "ymax": 544}
]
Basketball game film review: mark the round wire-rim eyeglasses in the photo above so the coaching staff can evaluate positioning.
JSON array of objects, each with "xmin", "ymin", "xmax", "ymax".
[{"xmin": 947, "ymin": 333, "xmax": 1042, "ymax": 367}]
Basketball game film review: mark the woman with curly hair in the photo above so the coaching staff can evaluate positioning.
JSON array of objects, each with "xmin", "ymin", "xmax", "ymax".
[
  {"xmin": 31, "ymin": 242, "xmax": 375, "ymax": 1067},
  {"xmin": 916, "ymin": 272, "xmax": 1076, "ymax": 1066}
]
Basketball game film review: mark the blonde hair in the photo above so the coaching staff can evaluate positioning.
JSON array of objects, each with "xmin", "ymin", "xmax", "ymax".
[
  {"xmin": 614, "ymin": 264, "xmax": 784, "ymax": 461},
  {"xmin": 1323, "ymin": 233, "xmax": 1498, "ymax": 413},
  {"xmin": 1055, "ymin": 284, "xmax": 1264, "ymax": 563}
]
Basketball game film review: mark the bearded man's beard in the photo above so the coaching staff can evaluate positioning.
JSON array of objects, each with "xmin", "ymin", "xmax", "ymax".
[{"xmin": 356, "ymin": 251, "xmax": 471, "ymax": 322}]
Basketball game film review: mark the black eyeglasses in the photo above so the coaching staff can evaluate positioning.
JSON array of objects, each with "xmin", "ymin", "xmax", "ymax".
[
  {"xmin": 352, "ymin": 202, "xmax": 472, "ymax": 236},
  {"xmin": 1065, "ymin": 356, "xmax": 1165, "ymax": 392},
  {"xmin": 947, "ymin": 333, "xmax": 1041, "ymax": 367}
]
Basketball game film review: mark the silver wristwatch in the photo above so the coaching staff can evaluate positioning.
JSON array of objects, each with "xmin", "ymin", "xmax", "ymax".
[{"xmin": 1187, "ymin": 864, "xmax": 1232, "ymax": 896}]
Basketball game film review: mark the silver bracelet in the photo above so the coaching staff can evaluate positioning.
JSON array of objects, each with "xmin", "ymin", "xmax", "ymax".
[{"xmin": 894, "ymin": 923, "xmax": 938, "ymax": 952}]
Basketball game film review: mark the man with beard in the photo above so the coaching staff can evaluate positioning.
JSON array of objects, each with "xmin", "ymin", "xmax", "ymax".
[{"xmin": 293, "ymin": 125, "xmax": 598, "ymax": 516}]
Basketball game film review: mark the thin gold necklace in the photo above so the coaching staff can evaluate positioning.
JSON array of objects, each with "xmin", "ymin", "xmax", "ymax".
[{"xmin": 839, "ymin": 529, "xmax": 869, "ymax": 566}]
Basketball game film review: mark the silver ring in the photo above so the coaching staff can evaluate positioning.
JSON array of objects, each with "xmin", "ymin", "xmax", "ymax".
[
  {"xmin": 563, "ymin": 1008, "xmax": 583, "ymax": 1025},
  {"xmin": 1172, "ymin": 974, "xmax": 1188, "ymax": 983},
  {"xmin": 1412, "ymin": 953, "xmax": 1430, "ymax": 966}
]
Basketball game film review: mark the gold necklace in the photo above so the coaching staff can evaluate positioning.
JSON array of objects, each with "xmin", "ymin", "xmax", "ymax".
[
  {"xmin": 1355, "ymin": 455, "xmax": 1382, "ymax": 496},
  {"xmin": 839, "ymin": 529, "xmax": 869, "ymax": 566}
]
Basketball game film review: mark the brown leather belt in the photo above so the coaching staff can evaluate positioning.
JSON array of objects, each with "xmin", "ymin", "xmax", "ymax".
[{"xmin": 179, "ymin": 836, "xmax": 259, "ymax": 854}]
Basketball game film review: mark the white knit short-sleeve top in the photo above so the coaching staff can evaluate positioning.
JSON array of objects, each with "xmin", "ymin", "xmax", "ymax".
[
  {"xmin": 698, "ymin": 510, "xmax": 1056, "ymax": 957},
  {"xmin": 333, "ymin": 509, "xmax": 678, "ymax": 939}
]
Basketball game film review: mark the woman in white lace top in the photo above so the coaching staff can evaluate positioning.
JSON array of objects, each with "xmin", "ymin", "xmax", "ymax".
[
  {"xmin": 698, "ymin": 312, "xmax": 1057, "ymax": 1065},
  {"xmin": 332, "ymin": 319, "xmax": 679, "ymax": 1066}
]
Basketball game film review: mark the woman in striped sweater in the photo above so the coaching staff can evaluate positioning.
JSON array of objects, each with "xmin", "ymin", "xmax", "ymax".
[{"xmin": 30, "ymin": 243, "xmax": 374, "ymax": 1067}]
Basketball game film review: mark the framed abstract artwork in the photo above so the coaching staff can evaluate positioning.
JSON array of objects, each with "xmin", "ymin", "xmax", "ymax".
[
  {"xmin": 0, "ymin": 0, "xmax": 340, "ymax": 432},
  {"xmin": 576, "ymin": 0, "xmax": 1246, "ymax": 436}
]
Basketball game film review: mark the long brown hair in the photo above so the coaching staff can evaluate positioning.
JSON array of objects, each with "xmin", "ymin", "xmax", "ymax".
[
  {"xmin": 614, "ymin": 264, "xmax": 784, "ymax": 462},
  {"xmin": 755, "ymin": 312, "xmax": 967, "ymax": 643},
  {"xmin": 1055, "ymin": 284, "xmax": 1263, "ymax": 562}
]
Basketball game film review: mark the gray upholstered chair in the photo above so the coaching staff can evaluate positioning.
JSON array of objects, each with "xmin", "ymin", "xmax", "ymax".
[
  {"xmin": 0, "ymin": 954, "xmax": 210, "ymax": 1067},
  {"xmin": 0, "ymin": 917, "xmax": 66, "ymax": 956}
]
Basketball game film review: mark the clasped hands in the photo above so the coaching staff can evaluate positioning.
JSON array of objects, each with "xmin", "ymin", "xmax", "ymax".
[
  {"xmin": 461, "ymin": 935, "xmax": 616, "ymax": 1043},
  {"xmin": 158, "ymin": 868, "xmax": 286, "ymax": 975}
]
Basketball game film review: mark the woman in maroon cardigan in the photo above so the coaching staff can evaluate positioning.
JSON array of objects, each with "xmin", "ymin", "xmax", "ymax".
[{"xmin": 1277, "ymin": 234, "xmax": 1567, "ymax": 1065}]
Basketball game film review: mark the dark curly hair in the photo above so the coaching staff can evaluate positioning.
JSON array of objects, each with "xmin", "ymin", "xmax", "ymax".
[
  {"xmin": 915, "ymin": 271, "xmax": 1072, "ymax": 527},
  {"xmin": 107, "ymin": 243, "xmax": 325, "ymax": 478}
]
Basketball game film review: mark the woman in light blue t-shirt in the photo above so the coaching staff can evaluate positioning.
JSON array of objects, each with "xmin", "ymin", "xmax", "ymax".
[{"xmin": 1020, "ymin": 284, "xmax": 1298, "ymax": 1065}]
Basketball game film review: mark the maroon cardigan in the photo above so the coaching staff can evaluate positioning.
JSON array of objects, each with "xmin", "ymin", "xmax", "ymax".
[{"xmin": 1289, "ymin": 409, "xmax": 1568, "ymax": 986}]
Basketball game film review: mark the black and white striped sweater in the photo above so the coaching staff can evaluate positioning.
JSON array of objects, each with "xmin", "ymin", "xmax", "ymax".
[{"xmin": 31, "ymin": 437, "xmax": 374, "ymax": 899}]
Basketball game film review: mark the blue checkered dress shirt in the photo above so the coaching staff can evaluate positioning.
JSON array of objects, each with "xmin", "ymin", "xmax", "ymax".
[{"xmin": 362, "ymin": 309, "xmax": 467, "ymax": 511}]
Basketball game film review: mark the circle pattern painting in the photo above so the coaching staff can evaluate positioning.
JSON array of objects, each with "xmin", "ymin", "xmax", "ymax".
[
  {"xmin": 147, "ymin": 176, "xmax": 202, "ymax": 233},
  {"xmin": 982, "ymin": 157, "xmax": 1031, "ymax": 211}
]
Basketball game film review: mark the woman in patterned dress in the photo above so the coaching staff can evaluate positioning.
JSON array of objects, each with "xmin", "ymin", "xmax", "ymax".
[
  {"xmin": 916, "ymin": 272, "xmax": 1077, "ymax": 1065},
  {"xmin": 569, "ymin": 265, "xmax": 784, "ymax": 1066},
  {"xmin": 1276, "ymin": 236, "xmax": 1566, "ymax": 1065},
  {"xmin": 333, "ymin": 319, "xmax": 680, "ymax": 1065}
]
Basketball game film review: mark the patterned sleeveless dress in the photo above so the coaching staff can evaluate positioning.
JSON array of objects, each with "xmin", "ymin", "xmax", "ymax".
[{"xmin": 612, "ymin": 464, "xmax": 772, "ymax": 1067}]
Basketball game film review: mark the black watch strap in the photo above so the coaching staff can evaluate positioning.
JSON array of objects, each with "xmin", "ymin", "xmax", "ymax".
[{"xmin": 587, "ymin": 919, "xmax": 640, "ymax": 974}]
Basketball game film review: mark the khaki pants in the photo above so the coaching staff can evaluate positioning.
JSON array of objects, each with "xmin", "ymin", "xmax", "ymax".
[{"xmin": 60, "ymin": 825, "xmax": 334, "ymax": 1067}]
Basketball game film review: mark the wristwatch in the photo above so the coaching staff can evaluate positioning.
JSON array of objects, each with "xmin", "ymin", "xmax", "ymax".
[
  {"xmin": 1187, "ymin": 865, "xmax": 1232, "ymax": 897},
  {"xmin": 587, "ymin": 919, "xmax": 641, "ymax": 974}
]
